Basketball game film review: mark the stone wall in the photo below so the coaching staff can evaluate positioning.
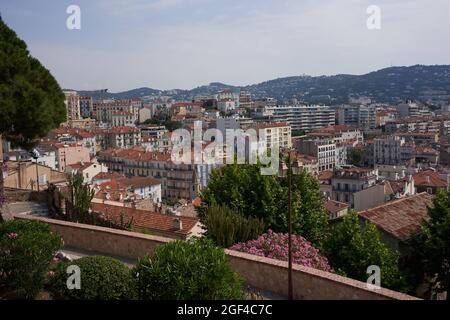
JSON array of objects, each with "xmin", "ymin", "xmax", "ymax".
[{"xmin": 13, "ymin": 214, "xmax": 419, "ymax": 300}]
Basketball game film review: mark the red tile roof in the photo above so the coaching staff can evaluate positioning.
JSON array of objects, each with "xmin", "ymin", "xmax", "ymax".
[
  {"xmin": 325, "ymin": 200, "xmax": 348, "ymax": 214},
  {"xmin": 413, "ymin": 171, "xmax": 448, "ymax": 188},
  {"xmin": 358, "ymin": 193, "xmax": 433, "ymax": 241},
  {"xmin": 91, "ymin": 203, "xmax": 198, "ymax": 237}
]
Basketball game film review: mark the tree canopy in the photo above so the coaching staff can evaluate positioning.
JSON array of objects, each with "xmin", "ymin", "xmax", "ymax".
[
  {"xmin": 409, "ymin": 189, "xmax": 450, "ymax": 297},
  {"xmin": 0, "ymin": 17, "xmax": 66, "ymax": 149},
  {"xmin": 199, "ymin": 163, "xmax": 329, "ymax": 248},
  {"xmin": 325, "ymin": 211, "xmax": 407, "ymax": 292}
]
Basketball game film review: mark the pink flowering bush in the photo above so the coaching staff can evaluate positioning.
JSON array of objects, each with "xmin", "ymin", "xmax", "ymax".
[{"xmin": 230, "ymin": 230, "xmax": 331, "ymax": 272}]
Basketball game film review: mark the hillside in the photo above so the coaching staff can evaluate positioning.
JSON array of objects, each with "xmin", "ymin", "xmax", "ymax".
[{"xmin": 72, "ymin": 65, "xmax": 450, "ymax": 105}]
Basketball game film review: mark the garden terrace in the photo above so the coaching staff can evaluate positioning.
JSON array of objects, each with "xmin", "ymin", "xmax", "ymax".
[{"xmin": 12, "ymin": 213, "xmax": 419, "ymax": 300}]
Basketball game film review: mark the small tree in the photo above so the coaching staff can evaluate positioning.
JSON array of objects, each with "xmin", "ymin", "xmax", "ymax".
[
  {"xmin": 350, "ymin": 149, "xmax": 363, "ymax": 166},
  {"xmin": 0, "ymin": 220, "xmax": 63, "ymax": 299},
  {"xmin": 203, "ymin": 204, "xmax": 265, "ymax": 247},
  {"xmin": 409, "ymin": 189, "xmax": 450, "ymax": 298},
  {"xmin": 133, "ymin": 238, "xmax": 244, "ymax": 300},
  {"xmin": 65, "ymin": 173, "xmax": 95, "ymax": 223},
  {"xmin": 325, "ymin": 211, "xmax": 407, "ymax": 291}
]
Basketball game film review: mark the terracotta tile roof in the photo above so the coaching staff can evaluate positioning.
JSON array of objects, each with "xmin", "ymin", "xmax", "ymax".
[
  {"xmin": 325, "ymin": 200, "xmax": 348, "ymax": 214},
  {"xmin": 358, "ymin": 193, "xmax": 434, "ymax": 241},
  {"xmin": 413, "ymin": 171, "xmax": 448, "ymax": 188},
  {"xmin": 91, "ymin": 203, "xmax": 198, "ymax": 237},
  {"xmin": 93, "ymin": 172, "xmax": 124, "ymax": 180},
  {"xmin": 99, "ymin": 176, "xmax": 161, "ymax": 190},
  {"xmin": 318, "ymin": 170, "xmax": 333, "ymax": 181}
]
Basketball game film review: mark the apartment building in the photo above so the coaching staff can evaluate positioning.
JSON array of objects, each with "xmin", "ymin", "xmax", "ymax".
[
  {"xmin": 96, "ymin": 100, "xmax": 140, "ymax": 124},
  {"xmin": 63, "ymin": 91, "xmax": 81, "ymax": 121},
  {"xmin": 55, "ymin": 143, "xmax": 91, "ymax": 172},
  {"xmin": 372, "ymin": 136, "xmax": 415, "ymax": 166},
  {"xmin": 112, "ymin": 112, "xmax": 136, "ymax": 127},
  {"xmin": 79, "ymin": 96, "xmax": 93, "ymax": 118},
  {"xmin": 253, "ymin": 104, "xmax": 335, "ymax": 133},
  {"xmin": 385, "ymin": 116, "xmax": 450, "ymax": 135},
  {"xmin": 331, "ymin": 167, "xmax": 383, "ymax": 211},
  {"xmin": 336, "ymin": 105, "xmax": 376, "ymax": 130},
  {"xmin": 295, "ymin": 139, "xmax": 336, "ymax": 172},
  {"xmin": 97, "ymin": 148, "xmax": 223, "ymax": 201},
  {"xmin": 395, "ymin": 101, "xmax": 432, "ymax": 118},
  {"xmin": 250, "ymin": 122, "xmax": 292, "ymax": 152},
  {"xmin": 94, "ymin": 127, "xmax": 141, "ymax": 151}
]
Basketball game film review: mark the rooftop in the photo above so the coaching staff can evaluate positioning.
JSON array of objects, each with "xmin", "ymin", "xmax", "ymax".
[
  {"xmin": 91, "ymin": 203, "xmax": 199, "ymax": 238},
  {"xmin": 358, "ymin": 193, "xmax": 433, "ymax": 241}
]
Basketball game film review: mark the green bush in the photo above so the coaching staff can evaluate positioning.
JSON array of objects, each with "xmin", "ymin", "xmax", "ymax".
[
  {"xmin": 133, "ymin": 239, "xmax": 244, "ymax": 300},
  {"xmin": 0, "ymin": 219, "xmax": 63, "ymax": 299},
  {"xmin": 48, "ymin": 256, "xmax": 136, "ymax": 300},
  {"xmin": 204, "ymin": 204, "xmax": 265, "ymax": 247}
]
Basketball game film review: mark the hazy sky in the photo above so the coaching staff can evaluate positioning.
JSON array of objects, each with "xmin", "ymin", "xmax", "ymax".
[{"xmin": 1, "ymin": 0, "xmax": 450, "ymax": 92}]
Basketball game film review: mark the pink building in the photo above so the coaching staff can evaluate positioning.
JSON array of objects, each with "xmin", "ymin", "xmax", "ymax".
[{"xmin": 56, "ymin": 143, "xmax": 90, "ymax": 172}]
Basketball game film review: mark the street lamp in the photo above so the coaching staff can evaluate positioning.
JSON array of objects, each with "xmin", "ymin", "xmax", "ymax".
[
  {"xmin": 30, "ymin": 149, "xmax": 41, "ymax": 192},
  {"xmin": 279, "ymin": 147, "xmax": 295, "ymax": 300}
]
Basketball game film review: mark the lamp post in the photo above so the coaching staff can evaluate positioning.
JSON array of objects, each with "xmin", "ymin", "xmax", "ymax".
[
  {"xmin": 280, "ymin": 147, "xmax": 294, "ymax": 300},
  {"xmin": 287, "ymin": 148, "xmax": 293, "ymax": 300}
]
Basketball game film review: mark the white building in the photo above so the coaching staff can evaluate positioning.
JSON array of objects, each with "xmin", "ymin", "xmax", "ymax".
[{"xmin": 254, "ymin": 104, "xmax": 335, "ymax": 133}]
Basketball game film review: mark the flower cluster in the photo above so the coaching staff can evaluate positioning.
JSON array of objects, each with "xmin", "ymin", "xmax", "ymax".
[
  {"xmin": 8, "ymin": 232, "xmax": 18, "ymax": 239},
  {"xmin": 230, "ymin": 230, "xmax": 331, "ymax": 272}
]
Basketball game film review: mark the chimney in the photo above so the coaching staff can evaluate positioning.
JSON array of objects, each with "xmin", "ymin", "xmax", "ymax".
[{"xmin": 173, "ymin": 217, "xmax": 183, "ymax": 231}]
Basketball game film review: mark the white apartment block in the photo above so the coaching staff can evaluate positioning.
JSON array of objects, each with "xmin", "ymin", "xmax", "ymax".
[
  {"xmin": 251, "ymin": 122, "xmax": 292, "ymax": 152},
  {"xmin": 373, "ymin": 136, "xmax": 415, "ymax": 166},
  {"xmin": 112, "ymin": 112, "xmax": 136, "ymax": 127},
  {"xmin": 296, "ymin": 139, "xmax": 336, "ymax": 172},
  {"xmin": 254, "ymin": 104, "xmax": 335, "ymax": 133}
]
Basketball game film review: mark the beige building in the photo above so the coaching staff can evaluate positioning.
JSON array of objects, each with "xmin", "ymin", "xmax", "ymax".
[{"xmin": 4, "ymin": 161, "xmax": 66, "ymax": 190}]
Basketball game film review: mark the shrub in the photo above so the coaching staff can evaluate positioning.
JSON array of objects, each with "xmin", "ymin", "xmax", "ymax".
[
  {"xmin": 0, "ymin": 219, "xmax": 63, "ymax": 299},
  {"xmin": 47, "ymin": 256, "xmax": 136, "ymax": 300},
  {"xmin": 204, "ymin": 204, "xmax": 265, "ymax": 247},
  {"xmin": 230, "ymin": 230, "xmax": 331, "ymax": 272},
  {"xmin": 133, "ymin": 238, "xmax": 244, "ymax": 300}
]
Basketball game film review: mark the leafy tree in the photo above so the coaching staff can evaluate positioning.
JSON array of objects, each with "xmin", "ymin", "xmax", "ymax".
[
  {"xmin": 133, "ymin": 238, "xmax": 244, "ymax": 300},
  {"xmin": 292, "ymin": 130, "xmax": 306, "ymax": 137},
  {"xmin": 199, "ymin": 163, "xmax": 284, "ymax": 230},
  {"xmin": 409, "ymin": 189, "xmax": 450, "ymax": 298},
  {"xmin": 199, "ymin": 163, "xmax": 329, "ymax": 248},
  {"xmin": 325, "ymin": 211, "xmax": 407, "ymax": 292},
  {"xmin": 0, "ymin": 16, "xmax": 66, "ymax": 149},
  {"xmin": 350, "ymin": 148, "xmax": 363, "ymax": 166},
  {"xmin": 143, "ymin": 115, "xmax": 182, "ymax": 131},
  {"xmin": 282, "ymin": 170, "xmax": 329, "ymax": 247},
  {"xmin": 203, "ymin": 204, "xmax": 265, "ymax": 247}
]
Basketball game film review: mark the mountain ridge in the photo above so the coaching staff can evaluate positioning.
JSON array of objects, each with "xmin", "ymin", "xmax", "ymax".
[{"xmin": 69, "ymin": 64, "xmax": 450, "ymax": 105}]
